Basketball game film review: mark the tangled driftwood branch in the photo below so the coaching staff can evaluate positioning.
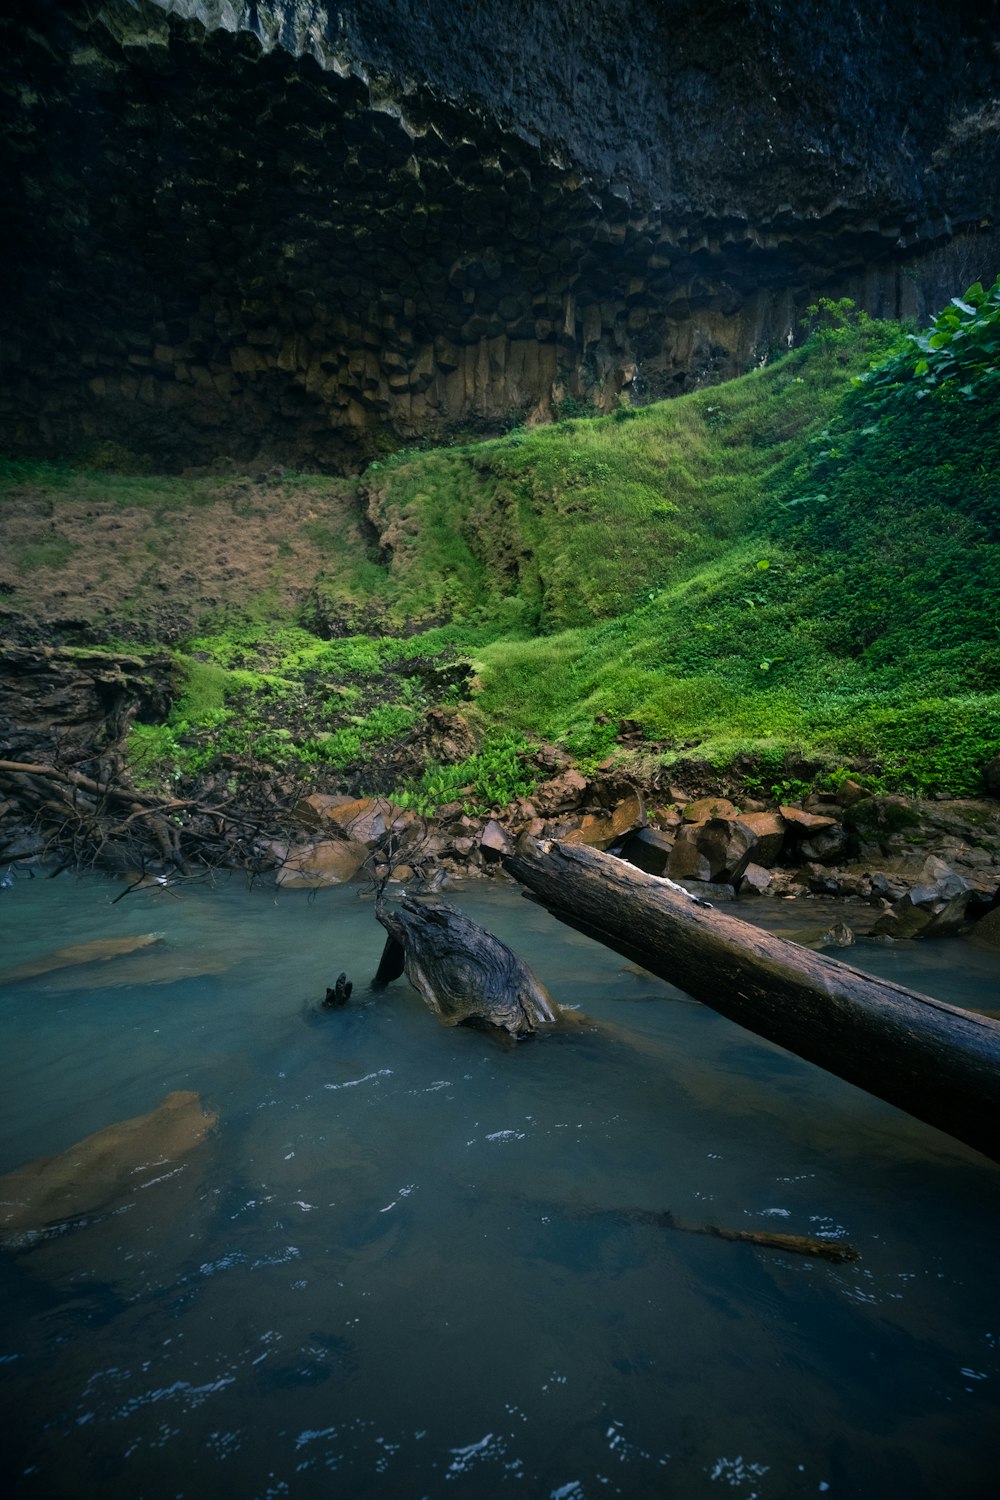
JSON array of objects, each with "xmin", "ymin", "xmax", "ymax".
[{"xmin": 0, "ymin": 758, "xmax": 288, "ymax": 879}]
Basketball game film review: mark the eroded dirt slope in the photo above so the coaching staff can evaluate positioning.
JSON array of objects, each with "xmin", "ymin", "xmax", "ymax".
[{"xmin": 0, "ymin": 471, "xmax": 377, "ymax": 643}]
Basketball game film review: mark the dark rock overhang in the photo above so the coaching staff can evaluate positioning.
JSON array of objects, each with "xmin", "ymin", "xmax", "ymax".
[{"xmin": 1, "ymin": 0, "xmax": 998, "ymax": 467}]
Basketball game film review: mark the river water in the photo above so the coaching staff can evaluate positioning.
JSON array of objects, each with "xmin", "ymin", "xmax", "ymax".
[{"xmin": 1, "ymin": 872, "xmax": 998, "ymax": 1499}]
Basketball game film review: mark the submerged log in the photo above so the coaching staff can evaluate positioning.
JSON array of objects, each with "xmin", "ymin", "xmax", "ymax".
[
  {"xmin": 576, "ymin": 1205, "xmax": 860, "ymax": 1263},
  {"xmin": 505, "ymin": 838, "xmax": 1000, "ymax": 1164},
  {"xmin": 373, "ymin": 893, "xmax": 560, "ymax": 1035}
]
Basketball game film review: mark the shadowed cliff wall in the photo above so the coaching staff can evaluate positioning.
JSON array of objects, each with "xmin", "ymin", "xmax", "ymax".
[{"xmin": 1, "ymin": 0, "xmax": 999, "ymax": 468}]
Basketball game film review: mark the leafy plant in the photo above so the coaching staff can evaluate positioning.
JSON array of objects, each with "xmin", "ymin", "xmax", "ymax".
[{"xmin": 856, "ymin": 276, "xmax": 1000, "ymax": 403}]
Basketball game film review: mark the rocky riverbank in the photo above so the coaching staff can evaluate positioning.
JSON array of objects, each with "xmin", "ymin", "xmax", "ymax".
[
  {"xmin": 2, "ymin": 640, "xmax": 999, "ymax": 947},
  {"xmin": 272, "ymin": 775, "xmax": 1000, "ymax": 948}
]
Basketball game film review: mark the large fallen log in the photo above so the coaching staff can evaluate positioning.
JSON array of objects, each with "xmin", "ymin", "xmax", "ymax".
[{"xmin": 505, "ymin": 838, "xmax": 1000, "ymax": 1164}]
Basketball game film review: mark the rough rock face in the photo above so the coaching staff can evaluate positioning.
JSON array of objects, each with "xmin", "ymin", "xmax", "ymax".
[
  {"xmin": 2, "ymin": 0, "xmax": 999, "ymax": 467},
  {"xmin": 0, "ymin": 644, "xmax": 173, "ymax": 767}
]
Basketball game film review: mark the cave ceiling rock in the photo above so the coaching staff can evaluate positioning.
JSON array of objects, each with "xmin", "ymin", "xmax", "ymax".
[{"xmin": 0, "ymin": 0, "xmax": 998, "ymax": 466}]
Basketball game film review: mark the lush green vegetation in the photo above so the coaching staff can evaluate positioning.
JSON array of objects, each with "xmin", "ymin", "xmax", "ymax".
[
  {"xmin": 9, "ymin": 283, "xmax": 1000, "ymax": 804},
  {"xmin": 460, "ymin": 291, "xmax": 1000, "ymax": 794}
]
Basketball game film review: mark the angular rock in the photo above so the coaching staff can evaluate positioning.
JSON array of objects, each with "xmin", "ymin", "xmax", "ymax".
[
  {"xmin": 802, "ymin": 864, "xmax": 849, "ymax": 896},
  {"xmin": 325, "ymin": 796, "xmax": 404, "ymax": 847},
  {"xmin": 869, "ymin": 872, "xmax": 909, "ymax": 902},
  {"xmin": 737, "ymin": 811, "xmax": 785, "ymax": 866},
  {"xmin": 533, "ymin": 769, "xmax": 588, "ymax": 814},
  {"xmin": 921, "ymin": 891, "xmax": 977, "ymax": 937},
  {"xmin": 909, "ymin": 861, "xmax": 973, "ymax": 906},
  {"xmin": 480, "ymin": 819, "xmax": 513, "ymax": 857},
  {"xmin": 562, "ymin": 791, "xmax": 645, "ymax": 851},
  {"xmin": 798, "ymin": 823, "xmax": 849, "ymax": 864},
  {"xmin": 820, "ymin": 921, "xmax": 856, "ymax": 947},
  {"xmin": 695, "ymin": 817, "xmax": 759, "ymax": 883},
  {"xmin": 870, "ymin": 902, "xmax": 936, "ymax": 940},
  {"xmin": 670, "ymin": 816, "xmax": 758, "ymax": 883},
  {"xmin": 871, "ymin": 863, "xmax": 975, "ymax": 939},
  {"xmin": 920, "ymin": 854, "xmax": 965, "ymax": 886},
  {"xmin": 562, "ymin": 814, "xmax": 609, "ymax": 848},
  {"xmin": 739, "ymin": 862, "xmax": 773, "ymax": 896},
  {"xmin": 666, "ymin": 829, "xmax": 713, "ymax": 882},
  {"xmin": 835, "ymin": 778, "xmax": 872, "ymax": 807},
  {"xmin": 604, "ymin": 790, "xmax": 645, "ymax": 838},
  {"xmin": 683, "ymin": 796, "xmax": 740, "ymax": 823},
  {"xmin": 620, "ymin": 826, "xmax": 674, "ymax": 876},
  {"xmin": 779, "ymin": 805, "xmax": 839, "ymax": 833}
]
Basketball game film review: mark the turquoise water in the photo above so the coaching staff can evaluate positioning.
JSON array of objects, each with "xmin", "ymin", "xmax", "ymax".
[{"xmin": 0, "ymin": 872, "xmax": 998, "ymax": 1499}]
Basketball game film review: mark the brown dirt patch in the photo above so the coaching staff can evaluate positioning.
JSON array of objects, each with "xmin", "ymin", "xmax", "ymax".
[{"xmin": 0, "ymin": 473, "xmax": 379, "ymax": 642}]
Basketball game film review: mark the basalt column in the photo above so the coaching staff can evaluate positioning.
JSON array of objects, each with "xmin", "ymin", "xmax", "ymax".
[{"xmin": 2, "ymin": 0, "xmax": 999, "ymax": 468}]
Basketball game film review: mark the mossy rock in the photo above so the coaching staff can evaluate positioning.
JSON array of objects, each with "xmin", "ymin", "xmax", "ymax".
[{"xmin": 844, "ymin": 795, "xmax": 922, "ymax": 836}]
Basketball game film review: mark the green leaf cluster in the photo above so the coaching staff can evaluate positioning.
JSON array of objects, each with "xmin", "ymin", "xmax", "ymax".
[{"xmin": 857, "ymin": 275, "xmax": 1000, "ymax": 403}]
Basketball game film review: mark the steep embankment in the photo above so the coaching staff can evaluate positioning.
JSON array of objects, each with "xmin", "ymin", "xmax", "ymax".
[{"xmin": 2, "ymin": 291, "xmax": 998, "ymax": 830}]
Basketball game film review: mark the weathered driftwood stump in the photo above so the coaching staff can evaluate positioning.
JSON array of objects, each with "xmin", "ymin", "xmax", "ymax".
[
  {"xmin": 373, "ymin": 894, "xmax": 560, "ymax": 1036},
  {"xmin": 505, "ymin": 838, "xmax": 1000, "ymax": 1165}
]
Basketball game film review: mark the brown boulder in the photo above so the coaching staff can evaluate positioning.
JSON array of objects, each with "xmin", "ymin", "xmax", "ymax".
[
  {"xmin": 779, "ymin": 805, "xmax": 839, "ymax": 832},
  {"xmin": 668, "ymin": 818, "xmax": 757, "ymax": 883},
  {"xmin": 293, "ymin": 792, "xmax": 355, "ymax": 830},
  {"xmin": 276, "ymin": 838, "xmax": 369, "ymax": 888},
  {"xmin": 739, "ymin": 862, "xmax": 773, "ymax": 896},
  {"xmin": 480, "ymin": 820, "xmax": 513, "ymax": 857},
  {"xmin": 683, "ymin": 796, "xmax": 740, "ymax": 823},
  {"xmin": 696, "ymin": 817, "xmax": 759, "ymax": 883},
  {"xmin": 798, "ymin": 824, "xmax": 849, "ymax": 864},
  {"xmin": 737, "ymin": 811, "xmax": 785, "ymax": 866},
  {"xmin": 666, "ymin": 831, "xmax": 713, "ymax": 882},
  {"xmin": 835, "ymin": 778, "xmax": 872, "ymax": 807},
  {"xmin": 325, "ymin": 796, "xmax": 407, "ymax": 846},
  {"xmin": 562, "ymin": 791, "xmax": 646, "ymax": 851}
]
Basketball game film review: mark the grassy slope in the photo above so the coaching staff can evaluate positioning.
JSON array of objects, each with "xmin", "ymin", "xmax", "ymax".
[
  {"xmin": 2, "ymin": 298, "xmax": 998, "ymax": 802},
  {"xmin": 358, "ymin": 308, "xmax": 999, "ymax": 796}
]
